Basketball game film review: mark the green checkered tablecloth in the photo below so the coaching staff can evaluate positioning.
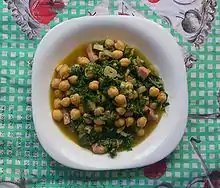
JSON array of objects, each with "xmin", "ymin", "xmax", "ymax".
[{"xmin": 0, "ymin": 0, "xmax": 220, "ymax": 187}]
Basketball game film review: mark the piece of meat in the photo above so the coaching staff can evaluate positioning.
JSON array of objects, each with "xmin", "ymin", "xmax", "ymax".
[
  {"xmin": 144, "ymin": 106, "xmax": 159, "ymax": 121},
  {"xmin": 92, "ymin": 144, "xmax": 106, "ymax": 154},
  {"xmin": 63, "ymin": 111, "xmax": 70, "ymax": 125},
  {"xmin": 148, "ymin": 109, "xmax": 159, "ymax": 121},
  {"xmin": 86, "ymin": 44, "xmax": 98, "ymax": 62},
  {"xmin": 138, "ymin": 66, "xmax": 150, "ymax": 79}
]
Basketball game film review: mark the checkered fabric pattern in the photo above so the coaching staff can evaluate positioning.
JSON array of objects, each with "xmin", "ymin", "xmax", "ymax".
[{"xmin": 0, "ymin": 0, "xmax": 220, "ymax": 187}]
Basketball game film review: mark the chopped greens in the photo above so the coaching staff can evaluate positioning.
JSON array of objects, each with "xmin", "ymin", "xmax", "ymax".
[{"xmin": 50, "ymin": 39, "xmax": 169, "ymax": 158}]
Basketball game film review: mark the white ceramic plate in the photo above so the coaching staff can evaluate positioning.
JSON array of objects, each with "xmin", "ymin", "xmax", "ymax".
[{"xmin": 32, "ymin": 16, "xmax": 188, "ymax": 170}]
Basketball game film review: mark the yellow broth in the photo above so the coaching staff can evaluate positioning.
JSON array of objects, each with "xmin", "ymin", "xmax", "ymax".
[{"xmin": 50, "ymin": 42, "xmax": 164, "ymax": 148}]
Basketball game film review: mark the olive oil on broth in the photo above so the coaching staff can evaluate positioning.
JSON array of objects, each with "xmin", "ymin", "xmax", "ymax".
[{"xmin": 50, "ymin": 42, "xmax": 164, "ymax": 148}]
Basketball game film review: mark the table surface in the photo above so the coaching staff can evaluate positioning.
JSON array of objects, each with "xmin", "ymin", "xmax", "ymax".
[{"xmin": 0, "ymin": 0, "xmax": 220, "ymax": 187}]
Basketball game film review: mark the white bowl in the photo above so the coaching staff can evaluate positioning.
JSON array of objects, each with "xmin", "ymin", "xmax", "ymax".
[{"xmin": 32, "ymin": 16, "xmax": 188, "ymax": 170}]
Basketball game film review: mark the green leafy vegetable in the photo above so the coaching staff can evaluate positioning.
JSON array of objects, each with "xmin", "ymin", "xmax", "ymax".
[{"xmin": 51, "ymin": 40, "xmax": 169, "ymax": 158}]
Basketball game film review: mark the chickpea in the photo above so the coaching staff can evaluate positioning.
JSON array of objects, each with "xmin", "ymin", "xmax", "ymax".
[
  {"xmin": 105, "ymin": 38, "xmax": 114, "ymax": 48},
  {"xmin": 116, "ymin": 107, "xmax": 126, "ymax": 115},
  {"xmin": 53, "ymin": 98, "xmax": 62, "ymax": 109},
  {"xmin": 120, "ymin": 58, "xmax": 131, "ymax": 67},
  {"xmin": 51, "ymin": 78, "xmax": 61, "ymax": 89},
  {"xmin": 54, "ymin": 90, "xmax": 63, "ymax": 98},
  {"xmin": 114, "ymin": 40, "xmax": 125, "ymax": 51},
  {"xmin": 137, "ymin": 128, "xmax": 145, "ymax": 137},
  {"xmin": 115, "ymin": 118, "xmax": 125, "ymax": 127},
  {"xmin": 125, "ymin": 82, "xmax": 133, "ymax": 89},
  {"xmin": 77, "ymin": 56, "xmax": 90, "ymax": 66},
  {"xmin": 52, "ymin": 109, "xmax": 63, "ymax": 122},
  {"xmin": 149, "ymin": 102, "xmax": 157, "ymax": 110},
  {"xmin": 89, "ymin": 80, "xmax": 99, "ymax": 91},
  {"xmin": 92, "ymin": 144, "xmax": 106, "ymax": 154},
  {"xmin": 112, "ymin": 50, "xmax": 123, "ymax": 60},
  {"xmin": 149, "ymin": 86, "xmax": 160, "ymax": 97},
  {"xmin": 137, "ymin": 117, "xmax": 147, "ymax": 128},
  {"xmin": 94, "ymin": 125, "xmax": 103, "ymax": 133},
  {"xmin": 70, "ymin": 108, "xmax": 81, "ymax": 120},
  {"xmin": 59, "ymin": 64, "xmax": 70, "ymax": 79},
  {"xmin": 126, "ymin": 117, "xmax": 135, "ymax": 127},
  {"xmin": 114, "ymin": 94, "xmax": 127, "ymax": 107},
  {"xmin": 94, "ymin": 107, "xmax": 104, "ymax": 116},
  {"xmin": 55, "ymin": 64, "xmax": 63, "ymax": 72},
  {"xmin": 94, "ymin": 118, "xmax": 105, "ymax": 126},
  {"xmin": 157, "ymin": 92, "xmax": 167, "ymax": 103},
  {"xmin": 59, "ymin": 80, "xmax": 70, "ymax": 91},
  {"xmin": 61, "ymin": 97, "xmax": 71, "ymax": 107},
  {"xmin": 68, "ymin": 75, "xmax": 78, "ymax": 85},
  {"xmin": 70, "ymin": 94, "xmax": 81, "ymax": 106},
  {"xmin": 107, "ymin": 87, "xmax": 119, "ymax": 98}
]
